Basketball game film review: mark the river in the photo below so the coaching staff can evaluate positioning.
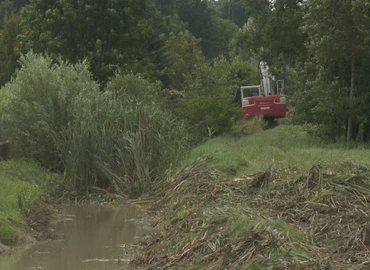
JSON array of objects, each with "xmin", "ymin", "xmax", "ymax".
[{"xmin": 1, "ymin": 203, "xmax": 146, "ymax": 270}]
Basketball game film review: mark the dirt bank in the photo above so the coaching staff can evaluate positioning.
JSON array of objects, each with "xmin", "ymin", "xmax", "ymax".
[{"xmin": 132, "ymin": 161, "xmax": 370, "ymax": 269}]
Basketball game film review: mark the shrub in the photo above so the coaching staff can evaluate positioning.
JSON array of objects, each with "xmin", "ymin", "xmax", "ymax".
[
  {"xmin": 1, "ymin": 53, "xmax": 189, "ymax": 196},
  {"xmin": 0, "ymin": 52, "xmax": 99, "ymax": 170},
  {"xmin": 178, "ymin": 93, "xmax": 241, "ymax": 142},
  {"xmin": 172, "ymin": 56, "xmax": 257, "ymax": 144}
]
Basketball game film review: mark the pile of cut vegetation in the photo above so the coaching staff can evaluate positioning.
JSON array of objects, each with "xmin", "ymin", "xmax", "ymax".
[{"xmin": 132, "ymin": 159, "xmax": 370, "ymax": 269}]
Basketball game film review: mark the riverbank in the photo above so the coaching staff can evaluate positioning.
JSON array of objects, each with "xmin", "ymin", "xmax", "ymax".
[
  {"xmin": 131, "ymin": 125, "xmax": 370, "ymax": 269},
  {"xmin": 0, "ymin": 158, "xmax": 140, "ymax": 269},
  {"xmin": 0, "ymin": 159, "xmax": 67, "ymax": 250},
  {"xmin": 3, "ymin": 125, "xmax": 370, "ymax": 269}
]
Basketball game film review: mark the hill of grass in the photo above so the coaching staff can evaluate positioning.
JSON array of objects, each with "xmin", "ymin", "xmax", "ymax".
[{"xmin": 183, "ymin": 125, "xmax": 370, "ymax": 176}]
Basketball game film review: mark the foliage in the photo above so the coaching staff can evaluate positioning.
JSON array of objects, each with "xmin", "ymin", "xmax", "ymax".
[
  {"xmin": 161, "ymin": 31, "xmax": 206, "ymax": 91},
  {"xmin": 1, "ymin": 53, "xmax": 99, "ymax": 170},
  {"xmin": 153, "ymin": 0, "xmax": 239, "ymax": 59},
  {"xmin": 292, "ymin": 0, "xmax": 370, "ymax": 141},
  {"xmin": 1, "ymin": 52, "xmax": 189, "ymax": 196},
  {"xmin": 178, "ymin": 93, "xmax": 241, "ymax": 142},
  {"xmin": 0, "ymin": 14, "xmax": 23, "ymax": 87},
  {"xmin": 19, "ymin": 0, "xmax": 151, "ymax": 84},
  {"xmin": 236, "ymin": 0, "xmax": 306, "ymax": 70},
  {"xmin": 0, "ymin": 0, "xmax": 29, "ymax": 24},
  {"xmin": 160, "ymin": 33, "xmax": 258, "ymax": 142},
  {"xmin": 140, "ymin": 5, "xmax": 187, "ymax": 80},
  {"xmin": 228, "ymin": 58, "xmax": 259, "ymax": 87},
  {"xmin": 208, "ymin": 15, "xmax": 238, "ymax": 59},
  {"xmin": 178, "ymin": 0, "xmax": 239, "ymax": 59},
  {"xmin": 211, "ymin": 0, "xmax": 249, "ymax": 28},
  {"xmin": 175, "ymin": 56, "xmax": 257, "ymax": 142}
]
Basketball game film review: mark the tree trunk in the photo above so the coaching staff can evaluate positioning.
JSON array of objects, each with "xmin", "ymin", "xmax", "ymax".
[{"xmin": 347, "ymin": 40, "xmax": 355, "ymax": 143}]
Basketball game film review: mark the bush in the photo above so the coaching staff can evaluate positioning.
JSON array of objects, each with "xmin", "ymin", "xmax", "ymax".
[
  {"xmin": 178, "ymin": 93, "xmax": 241, "ymax": 142},
  {"xmin": 1, "ymin": 53, "xmax": 99, "ymax": 170},
  {"xmin": 1, "ymin": 53, "xmax": 189, "ymax": 196},
  {"xmin": 171, "ymin": 56, "xmax": 257, "ymax": 144}
]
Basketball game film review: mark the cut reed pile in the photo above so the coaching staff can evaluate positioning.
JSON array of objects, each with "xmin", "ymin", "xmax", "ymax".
[{"xmin": 132, "ymin": 161, "xmax": 370, "ymax": 269}]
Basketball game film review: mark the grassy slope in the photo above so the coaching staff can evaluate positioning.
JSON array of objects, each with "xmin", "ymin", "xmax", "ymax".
[
  {"xmin": 183, "ymin": 125, "xmax": 370, "ymax": 175},
  {"xmin": 0, "ymin": 159, "xmax": 63, "ymax": 245},
  {"xmin": 132, "ymin": 125, "xmax": 370, "ymax": 269}
]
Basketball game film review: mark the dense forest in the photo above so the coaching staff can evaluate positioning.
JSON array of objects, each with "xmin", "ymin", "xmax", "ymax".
[{"xmin": 1, "ymin": 0, "xmax": 370, "ymax": 194}]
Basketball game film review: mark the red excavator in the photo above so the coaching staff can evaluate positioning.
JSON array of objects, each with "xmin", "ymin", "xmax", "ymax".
[{"xmin": 239, "ymin": 62, "xmax": 287, "ymax": 121}]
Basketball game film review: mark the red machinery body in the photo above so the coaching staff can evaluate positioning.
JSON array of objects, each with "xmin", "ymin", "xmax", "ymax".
[
  {"xmin": 240, "ymin": 62, "xmax": 287, "ymax": 120},
  {"xmin": 242, "ymin": 94, "xmax": 287, "ymax": 119}
]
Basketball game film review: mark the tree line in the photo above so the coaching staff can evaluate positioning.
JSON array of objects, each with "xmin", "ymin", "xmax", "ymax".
[{"xmin": 1, "ymin": 0, "xmax": 370, "ymax": 144}]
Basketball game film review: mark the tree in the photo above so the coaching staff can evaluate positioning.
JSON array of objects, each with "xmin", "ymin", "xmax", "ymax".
[
  {"xmin": 0, "ymin": 15, "xmax": 23, "ymax": 86},
  {"xmin": 236, "ymin": 0, "xmax": 307, "ymax": 70},
  {"xmin": 176, "ymin": 0, "xmax": 215, "ymax": 58},
  {"xmin": 151, "ymin": 0, "xmax": 178, "ymax": 16},
  {"xmin": 19, "ymin": 0, "xmax": 151, "ymax": 84},
  {"xmin": 171, "ymin": 0, "xmax": 238, "ymax": 59},
  {"xmin": 212, "ymin": 0, "xmax": 249, "ymax": 28},
  {"xmin": 137, "ymin": 2, "xmax": 187, "ymax": 80},
  {"xmin": 0, "ymin": 0, "xmax": 29, "ymax": 24},
  {"xmin": 160, "ymin": 31, "xmax": 207, "ymax": 91},
  {"xmin": 150, "ymin": 0, "xmax": 239, "ymax": 60},
  {"xmin": 207, "ymin": 15, "xmax": 238, "ymax": 59},
  {"xmin": 0, "ymin": 0, "xmax": 15, "ymax": 23},
  {"xmin": 301, "ymin": 0, "xmax": 370, "ymax": 142},
  {"xmin": 160, "ymin": 29, "xmax": 258, "ymax": 140}
]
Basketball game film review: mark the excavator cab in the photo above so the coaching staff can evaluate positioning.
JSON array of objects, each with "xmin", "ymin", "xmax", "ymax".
[{"xmin": 240, "ymin": 62, "xmax": 287, "ymax": 120}]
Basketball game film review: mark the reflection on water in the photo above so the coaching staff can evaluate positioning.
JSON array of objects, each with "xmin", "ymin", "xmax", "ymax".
[{"xmin": 5, "ymin": 204, "xmax": 145, "ymax": 270}]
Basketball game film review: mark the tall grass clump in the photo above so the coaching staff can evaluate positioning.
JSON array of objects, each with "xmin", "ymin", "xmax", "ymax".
[
  {"xmin": 57, "ymin": 73, "xmax": 189, "ymax": 195},
  {"xmin": 1, "ymin": 52, "xmax": 189, "ymax": 196}
]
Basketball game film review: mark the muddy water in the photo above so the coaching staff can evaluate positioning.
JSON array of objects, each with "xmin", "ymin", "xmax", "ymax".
[{"xmin": 7, "ymin": 204, "xmax": 146, "ymax": 270}]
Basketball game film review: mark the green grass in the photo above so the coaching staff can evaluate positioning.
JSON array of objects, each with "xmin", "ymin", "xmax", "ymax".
[
  {"xmin": 183, "ymin": 125, "xmax": 370, "ymax": 176},
  {"xmin": 0, "ymin": 159, "xmax": 64, "ymax": 244}
]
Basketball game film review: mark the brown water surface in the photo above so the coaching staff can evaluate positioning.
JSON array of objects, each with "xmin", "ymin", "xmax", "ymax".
[{"xmin": 5, "ymin": 204, "xmax": 145, "ymax": 270}]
